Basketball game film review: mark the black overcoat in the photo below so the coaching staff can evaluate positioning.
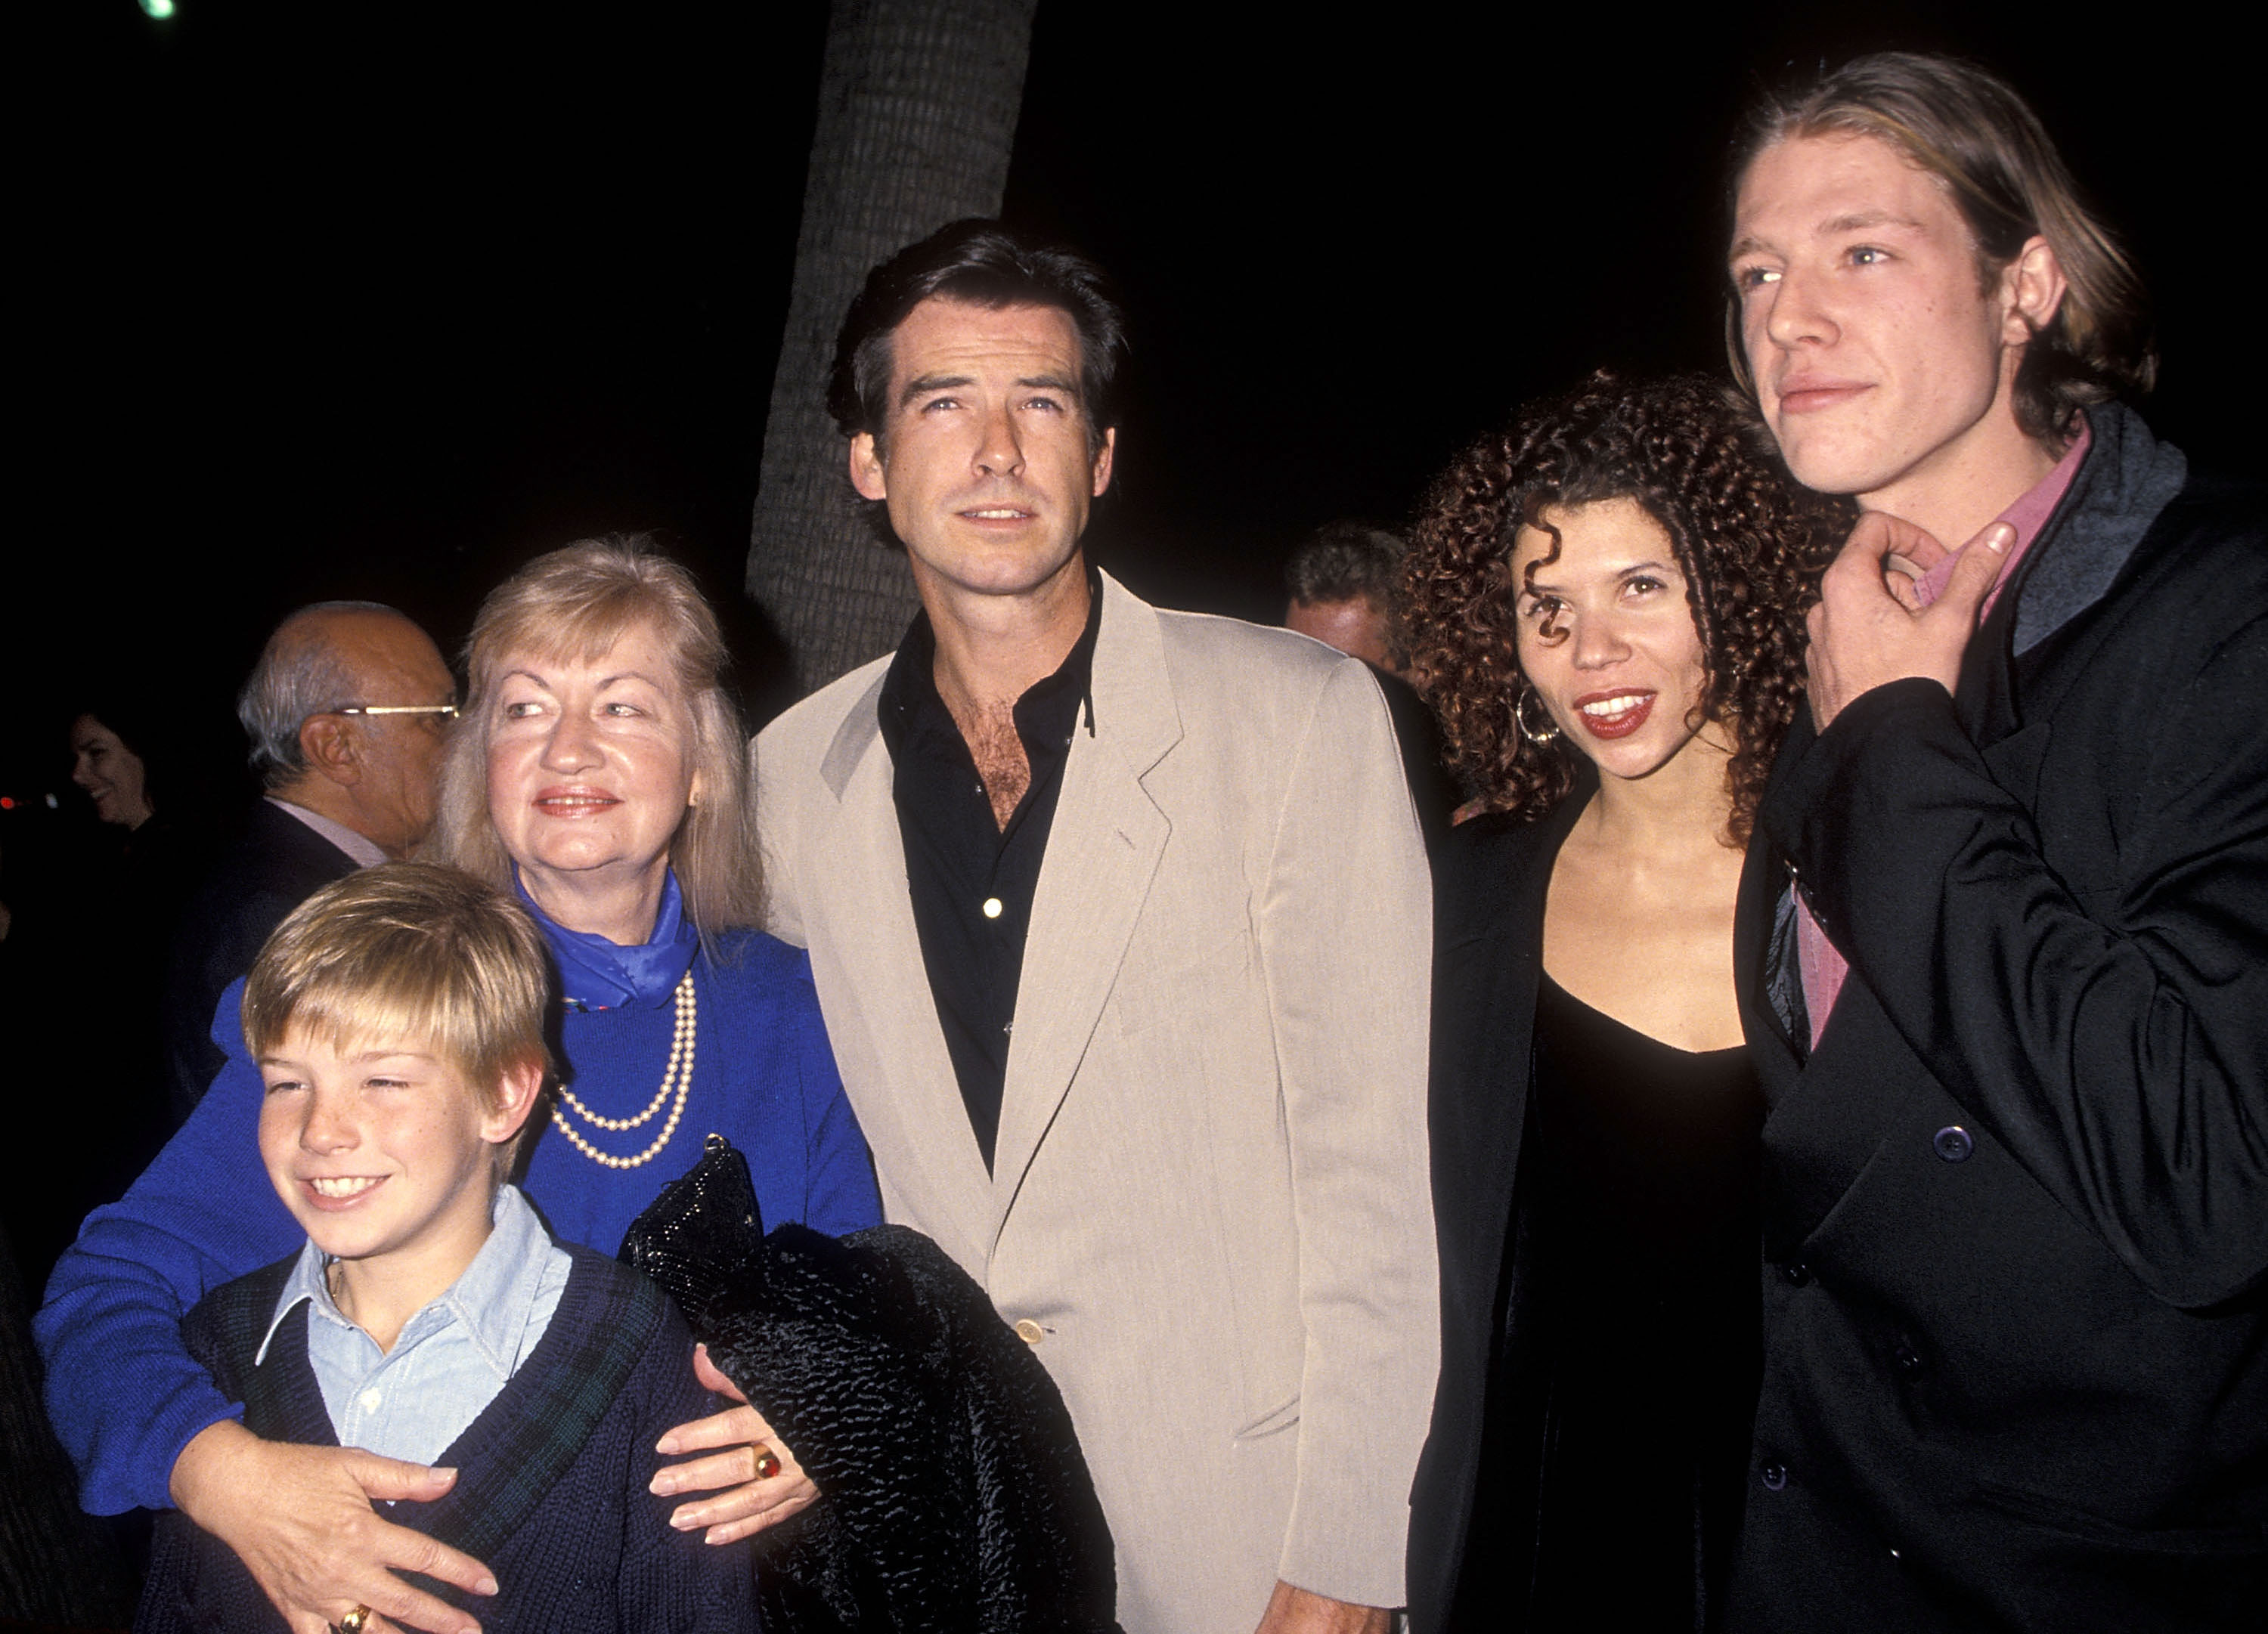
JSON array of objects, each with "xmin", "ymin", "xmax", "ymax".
[{"xmin": 1725, "ymin": 405, "xmax": 2268, "ymax": 1631}]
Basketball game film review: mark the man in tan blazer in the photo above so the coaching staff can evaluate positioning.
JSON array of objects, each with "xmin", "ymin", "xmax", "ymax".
[{"xmin": 754, "ymin": 221, "xmax": 1437, "ymax": 1634}]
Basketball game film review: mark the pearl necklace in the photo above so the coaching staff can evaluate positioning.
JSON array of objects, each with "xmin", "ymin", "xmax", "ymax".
[{"xmin": 550, "ymin": 973, "xmax": 696, "ymax": 1170}]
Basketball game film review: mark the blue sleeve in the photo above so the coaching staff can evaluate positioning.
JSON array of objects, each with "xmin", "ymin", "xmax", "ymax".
[
  {"xmin": 33, "ymin": 979, "xmax": 304, "ymax": 1513},
  {"xmin": 789, "ymin": 958, "xmax": 882, "ymax": 1237}
]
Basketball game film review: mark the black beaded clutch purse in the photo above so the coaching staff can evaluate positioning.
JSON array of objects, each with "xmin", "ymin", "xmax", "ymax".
[{"xmin": 617, "ymin": 1131, "xmax": 767, "ymax": 1329}]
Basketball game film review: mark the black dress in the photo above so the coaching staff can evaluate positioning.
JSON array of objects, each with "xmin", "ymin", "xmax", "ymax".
[{"xmin": 1450, "ymin": 972, "xmax": 1765, "ymax": 1632}]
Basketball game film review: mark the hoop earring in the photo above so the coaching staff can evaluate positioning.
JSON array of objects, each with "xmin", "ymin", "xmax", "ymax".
[{"xmin": 1515, "ymin": 684, "xmax": 1560, "ymax": 747}]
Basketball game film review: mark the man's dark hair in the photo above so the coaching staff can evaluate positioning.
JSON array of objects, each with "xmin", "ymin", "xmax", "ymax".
[
  {"xmin": 828, "ymin": 219, "xmax": 1128, "ymax": 454},
  {"xmin": 1285, "ymin": 521, "xmax": 1409, "ymax": 610},
  {"xmin": 1728, "ymin": 51, "xmax": 2155, "ymax": 441}
]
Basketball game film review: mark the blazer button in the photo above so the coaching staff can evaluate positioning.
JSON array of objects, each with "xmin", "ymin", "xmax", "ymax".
[
  {"xmin": 1783, "ymin": 1261, "xmax": 1811, "ymax": 1286},
  {"xmin": 1014, "ymin": 1318, "xmax": 1045, "ymax": 1345},
  {"xmin": 1760, "ymin": 1462, "xmax": 1788, "ymax": 1492},
  {"xmin": 1933, "ymin": 1125, "xmax": 1974, "ymax": 1162},
  {"xmin": 1892, "ymin": 1342, "xmax": 1926, "ymax": 1378}
]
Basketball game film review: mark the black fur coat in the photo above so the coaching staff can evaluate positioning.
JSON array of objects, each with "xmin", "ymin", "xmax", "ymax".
[{"xmin": 622, "ymin": 1137, "xmax": 1122, "ymax": 1634}]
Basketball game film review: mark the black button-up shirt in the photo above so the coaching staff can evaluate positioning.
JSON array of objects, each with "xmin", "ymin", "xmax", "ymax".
[{"xmin": 877, "ymin": 582, "xmax": 1101, "ymax": 1170}]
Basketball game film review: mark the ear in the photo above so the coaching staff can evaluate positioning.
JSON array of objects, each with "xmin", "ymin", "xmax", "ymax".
[
  {"xmin": 1090, "ymin": 426, "xmax": 1117, "ymax": 499},
  {"xmin": 482, "ymin": 1057, "xmax": 547, "ymax": 1149},
  {"xmin": 299, "ymin": 713, "xmax": 362, "ymax": 788},
  {"xmin": 2001, "ymin": 235, "xmax": 2068, "ymax": 346},
  {"xmin": 848, "ymin": 432, "xmax": 888, "ymax": 502}
]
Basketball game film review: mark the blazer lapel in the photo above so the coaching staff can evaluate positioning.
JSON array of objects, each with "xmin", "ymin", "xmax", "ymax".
[
  {"xmin": 990, "ymin": 574, "xmax": 1179, "ymax": 1233},
  {"xmin": 818, "ymin": 690, "xmax": 997, "ymax": 1266}
]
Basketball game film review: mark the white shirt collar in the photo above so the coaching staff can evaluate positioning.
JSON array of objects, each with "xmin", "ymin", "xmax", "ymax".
[{"xmin": 258, "ymin": 1184, "xmax": 560, "ymax": 1380}]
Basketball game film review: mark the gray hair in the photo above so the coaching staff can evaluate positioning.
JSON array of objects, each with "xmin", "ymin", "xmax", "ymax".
[{"xmin": 237, "ymin": 600, "xmax": 404, "ymax": 789}]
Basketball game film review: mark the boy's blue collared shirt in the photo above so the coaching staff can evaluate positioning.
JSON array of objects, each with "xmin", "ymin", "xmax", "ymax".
[{"xmin": 257, "ymin": 1184, "xmax": 572, "ymax": 1465}]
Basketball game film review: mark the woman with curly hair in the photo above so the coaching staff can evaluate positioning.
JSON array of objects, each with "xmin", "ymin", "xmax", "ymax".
[{"xmin": 1402, "ymin": 373, "xmax": 1836, "ymax": 1633}]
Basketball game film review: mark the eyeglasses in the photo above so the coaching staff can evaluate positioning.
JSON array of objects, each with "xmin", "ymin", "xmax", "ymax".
[{"xmin": 330, "ymin": 704, "xmax": 461, "ymax": 722}]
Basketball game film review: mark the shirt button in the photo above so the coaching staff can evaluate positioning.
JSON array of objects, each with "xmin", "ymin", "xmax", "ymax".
[
  {"xmin": 1783, "ymin": 1262, "xmax": 1811, "ymax": 1286},
  {"xmin": 1893, "ymin": 1342, "xmax": 1926, "ymax": 1378},
  {"xmin": 983, "ymin": 897, "xmax": 1003, "ymax": 919},
  {"xmin": 1934, "ymin": 1125, "xmax": 1974, "ymax": 1162},
  {"xmin": 1760, "ymin": 1462, "xmax": 1788, "ymax": 1491},
  {"xmin": 358, "ymin": 1388, "xmax": 383, "ymax": 1413},
  {"xmin": 1014, "ymin": 1319, "xmax": 1044, "ymax": 1345}
]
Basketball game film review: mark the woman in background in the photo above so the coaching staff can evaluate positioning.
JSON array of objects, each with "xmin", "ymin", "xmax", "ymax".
[
  {"xmin": 8, "ymin": 701, "xmax": 205, "ymax": 1289},
  {"xmin": 1402, "ymin": 374, "xmax": 1836, "ymax": 1632}
]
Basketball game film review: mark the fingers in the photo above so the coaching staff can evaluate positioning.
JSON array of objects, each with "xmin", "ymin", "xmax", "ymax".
[
  {"xmin": 656, "ymin": 1402, "xmax": 767, "ymax": 1457},
  {"xmin": 652, "ymin": 1443, "xmax": 767, "ymax": 1497},
  {"xmin": 1836, "ymin": 510, "xmax": 1949, "ymax": 577},
  {"xmin": 689, "ymin": 1343, "xmax": 748, "ymax": 1403},
  {"xmin": 663, "ymin": 1468, "xmax": 820, "ymax": 1542},
  {"xmin": 1932, "ymin": 522, "xmax": 2013, "ymax": 619},
  {"xmin": 342, "ymin": 1451, "xmax": 460, "ymax": 1504},
  {"xmin": 1876, "ymin": 515, "xmax": 1952, "ymax": 578},
  {"xmin": 695, "ymin": 1481, "xmax": 820, "ymax": 1546},
  {"xmin": 310, "ymin": 1525, "xmax": 494, "ymax": 1634},
  {"xmin": 355, "ymin": 1570, "xmax": 486, "ymax": 1634},
  {"xmin": 383, "ymin": 1526, "xmax": 500, "ymax": 1602},
  {"xmin": 655, "ymin": 1348, "xmax": 763, "ymax": 1456}
]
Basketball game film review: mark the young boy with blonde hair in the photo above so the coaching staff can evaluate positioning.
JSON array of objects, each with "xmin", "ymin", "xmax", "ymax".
[{"xmin": 135, "ymin": 863, "xmax": 749, "ymax": 1632}]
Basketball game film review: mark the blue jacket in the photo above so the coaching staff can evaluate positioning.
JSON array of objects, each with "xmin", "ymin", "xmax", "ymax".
[{"xmin": 39, "ymin": 930, "xmax": 881, "ymax": 1515}]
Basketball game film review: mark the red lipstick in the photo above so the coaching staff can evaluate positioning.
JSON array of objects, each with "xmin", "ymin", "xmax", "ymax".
[{"xmin": 1572, "ymin": 690, "xmax": 1656, "ymax": 740}]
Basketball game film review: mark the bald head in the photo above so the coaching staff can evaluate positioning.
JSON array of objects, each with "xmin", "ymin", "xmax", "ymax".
[{"xmin": 241, "ymin": 602, "xmax": 456, "ymax": 855}]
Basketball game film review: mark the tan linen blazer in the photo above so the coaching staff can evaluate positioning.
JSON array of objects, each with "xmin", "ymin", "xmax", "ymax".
[{"xmin": 754, "ymin": 573, "xmax": 1439, "ymax": 1633}]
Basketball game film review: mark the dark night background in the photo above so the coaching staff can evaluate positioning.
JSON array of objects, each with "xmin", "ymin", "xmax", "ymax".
[
  {"xmin": 0, "ymin": 3, "xmax": 2253, "ymax": 1586},
  {"xmin": 5, "ymin": 0, "xmax": 2257, "ymax": 849}
]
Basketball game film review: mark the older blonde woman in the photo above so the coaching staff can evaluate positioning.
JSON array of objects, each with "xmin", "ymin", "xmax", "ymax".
[{"xmin": 39, "ymin": 540, "xmax": 879, "ymax": 1634}]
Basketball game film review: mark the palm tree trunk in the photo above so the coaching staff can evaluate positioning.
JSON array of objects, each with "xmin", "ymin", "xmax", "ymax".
[{"xmin": 747, "ymin": 0, "xmax": 1039, "ymax": 696}]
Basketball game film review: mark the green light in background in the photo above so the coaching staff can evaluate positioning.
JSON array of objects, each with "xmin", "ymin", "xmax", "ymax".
[{"xmin": 140, "ymin": 0, "xmax": 176, "ymax": 17}]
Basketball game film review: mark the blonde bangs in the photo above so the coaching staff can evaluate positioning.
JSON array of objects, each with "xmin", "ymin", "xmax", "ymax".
[{"xmin": 242, "ymin": 863, "xmax": 556, "ymax": 1112}]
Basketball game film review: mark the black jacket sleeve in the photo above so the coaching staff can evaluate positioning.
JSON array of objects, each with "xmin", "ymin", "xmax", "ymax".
[{"xmin": 1768, "ymin": 598, "xmax": 2268, "ymax": 1311}]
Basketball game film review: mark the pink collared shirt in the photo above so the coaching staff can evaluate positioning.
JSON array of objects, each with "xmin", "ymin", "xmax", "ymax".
[{"xmin": 1794, "ymin": 423, "xmax": 2092, "ymax": 1048}]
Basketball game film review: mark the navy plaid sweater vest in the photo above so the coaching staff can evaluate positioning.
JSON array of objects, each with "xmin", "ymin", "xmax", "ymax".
[{"xmin": 134, "ymin": 1243, "xmax": 753, "ymax": 1632}]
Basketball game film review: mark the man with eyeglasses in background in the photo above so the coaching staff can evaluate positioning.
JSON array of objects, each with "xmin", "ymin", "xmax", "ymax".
[{"xmin": 160, "ymin": 601, "xmax": 457, "ymax": 1123}]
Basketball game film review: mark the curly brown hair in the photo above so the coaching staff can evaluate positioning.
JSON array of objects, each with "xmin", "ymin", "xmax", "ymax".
[{"xmin": 1403, "ymin": 372, "xmax": 1843, "ymax": 842}]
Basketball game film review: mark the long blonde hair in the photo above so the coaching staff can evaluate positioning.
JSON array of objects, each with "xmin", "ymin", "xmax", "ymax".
[
  {"xmin": 432, "ymin": 538, "xmax": 763, "ymax": 950},
  {"xmin": 1729, "ymin": 52, "xmax": 2154, "ymax": 441}
]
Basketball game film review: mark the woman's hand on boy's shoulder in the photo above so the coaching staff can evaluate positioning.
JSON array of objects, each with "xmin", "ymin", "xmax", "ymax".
[
  {"xmin": 170, "ymin": 1419, "xmax": 499, "ymax": 1634},
  {"xmin": 648, "ymin": 1342, "xmax": 819, "ymax": 1546}
]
